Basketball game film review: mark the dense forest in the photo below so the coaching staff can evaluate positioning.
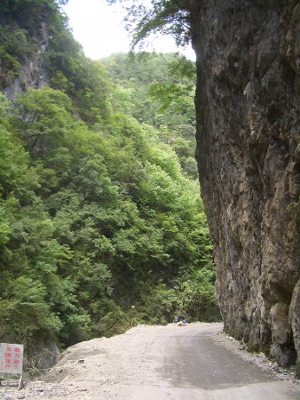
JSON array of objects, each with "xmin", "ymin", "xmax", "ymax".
[{"xmin": 0, "ymin": 0, "xmax": 220, "ymax": 364}]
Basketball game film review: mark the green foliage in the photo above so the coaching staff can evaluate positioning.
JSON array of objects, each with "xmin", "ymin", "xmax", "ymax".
[
  {"xmin": 0, "ymin": 106, "xmax": 71, "ymax": 345},
  {"xmin": 119, "ymin": 0, "xmax": 194, "ymax": 49},
  {"xmin": 13, "ymin": 87, "xmax": 73, "ymax": 157},
  {"xmin": 0, "ymin": 0, "xmax": 64, "ymax": 34},
  {"xmin": 0, "ymin": 26, "xmax": 33, "ymax": 89},
  {"xmin": 0, "ymin": 276, "xmax": 62, "ymax": 340},
  {"xmin": 47, "ymin": 27, "xmax": 112, "ymax": 125},
  {"xmin": 139, "ymin": 281, "xmax": 178, "ymax": 325},
  {"xmin": 148, "ymin": 53, "xmax": 195, "ymax": 111},
  {"xmin": 102, "ymin": 52, "xmax": 197, "ymax": 177},
  {"xmin": 0, "ymin": 79, "xmax": 219, "ymax": 352},
  {"xmin": 0, "ymin": 0, "xmax": 220, "ymax": 357},
  {"xmin": 177, "ymin": 263, "xmax": 221, "ymax": 322}
]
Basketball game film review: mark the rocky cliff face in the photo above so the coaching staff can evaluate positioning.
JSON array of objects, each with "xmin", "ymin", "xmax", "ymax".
[
  {"xmin": 0, "ymin": 20, "xmax": 50, "ymax": 100},
  {"xmin": 193, "ymin": 0, "xmax": 300, "ymax": 371}
]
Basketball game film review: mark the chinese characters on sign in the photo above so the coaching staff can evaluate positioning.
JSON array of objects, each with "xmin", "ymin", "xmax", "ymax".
[{"xmin": 0, "ymin": 343, "xmax": 23, "ymax": 374}]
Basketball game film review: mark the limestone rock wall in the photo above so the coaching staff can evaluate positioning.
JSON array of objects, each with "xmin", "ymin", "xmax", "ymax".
[{"xmin": 193, "ymin": 0, "xmax": 300, "ymax": 369}]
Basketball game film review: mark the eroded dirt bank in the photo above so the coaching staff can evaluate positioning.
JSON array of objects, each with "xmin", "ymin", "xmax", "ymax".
[{"xmin": 1, "ymin": 323, "xmax": 299, "ymax": 399}]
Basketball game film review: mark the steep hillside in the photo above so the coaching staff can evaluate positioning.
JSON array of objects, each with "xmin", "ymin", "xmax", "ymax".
[
  {"xmin": 0, "ymin": 0, "xmax": 220, "ymax": 371},
  {"xmin": 193, "ymin": 0, "xmax": 300, "ymax": 373}
]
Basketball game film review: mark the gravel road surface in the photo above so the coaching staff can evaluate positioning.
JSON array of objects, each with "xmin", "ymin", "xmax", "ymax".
[{"xmin": 1, "ymin": 322, "xmax": 299, "ymax": 399}]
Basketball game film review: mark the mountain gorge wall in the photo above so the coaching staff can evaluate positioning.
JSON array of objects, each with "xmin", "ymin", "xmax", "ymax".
[{"xmin": 193, "ymin": 0, "xmax": 300, "ymax": 371}]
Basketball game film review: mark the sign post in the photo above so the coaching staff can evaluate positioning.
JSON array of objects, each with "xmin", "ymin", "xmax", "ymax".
[{"xmin": 0, "ymin": 343, "xmax": 24, "ymax": 389}]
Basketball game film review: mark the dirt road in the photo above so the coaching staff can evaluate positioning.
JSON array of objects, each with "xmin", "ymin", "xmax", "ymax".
[{"xmin": 1, "ymin": 323, "xmax": 300, "ymax": 399}]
